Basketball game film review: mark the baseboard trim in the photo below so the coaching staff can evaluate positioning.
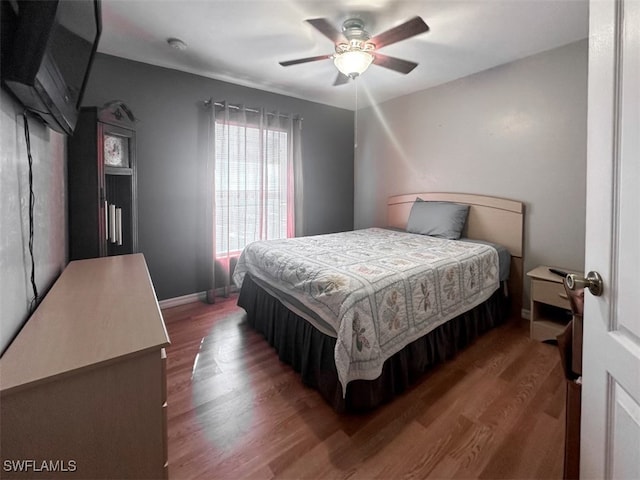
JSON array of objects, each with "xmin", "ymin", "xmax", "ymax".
[
  {"xmin": 521, "ymin": 308, "xmax": 531, "ymax": 320},
  {"xmin": 159, "ymin": 292, "xmax": 207, "ymax": 309}
]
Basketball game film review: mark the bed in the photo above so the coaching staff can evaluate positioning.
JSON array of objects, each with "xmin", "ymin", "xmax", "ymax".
[{"xmin": 234, "ymin": 193, "xmax": 524, "ymax": 412}]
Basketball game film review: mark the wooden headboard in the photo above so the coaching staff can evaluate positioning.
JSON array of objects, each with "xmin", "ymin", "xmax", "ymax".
[{"xmin": 388, "ymin": 192, "xmax": 525, "ymax": 313}]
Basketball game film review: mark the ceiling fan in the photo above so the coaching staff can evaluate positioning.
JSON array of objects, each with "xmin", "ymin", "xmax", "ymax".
[{"xmin": 279, "ymin": 16, "xmax": 429, "ymax": 86}]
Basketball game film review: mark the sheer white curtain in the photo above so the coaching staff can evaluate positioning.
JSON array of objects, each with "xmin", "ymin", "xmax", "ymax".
[{"xmin": 206, "ymin": 101, "xmax": 303, "ymax": 301}]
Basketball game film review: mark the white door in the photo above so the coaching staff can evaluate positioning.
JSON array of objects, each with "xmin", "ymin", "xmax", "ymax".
[{"xmin": 580, "ymin": 0, "xmax": 640, "ymax": 478}]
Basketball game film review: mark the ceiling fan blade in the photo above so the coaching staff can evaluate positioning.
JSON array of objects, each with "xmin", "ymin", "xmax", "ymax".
[
  {"xmin": 333, "ymin": 72, "xmax": 350, "ymax": 86},
  {"xmin": 279, "ymin": 54, "xmax": 332, "ymax": 67},
  {"xmin": 370, "ymin": 16, "xmax": 429, "ymax": 49},
  {"xmin": 373, "ymin": 53, "xmax": 418, "ymax": 74},
  {"xmin": 306, "ymin": 18, "xmax": 345, "ymax": 43}
]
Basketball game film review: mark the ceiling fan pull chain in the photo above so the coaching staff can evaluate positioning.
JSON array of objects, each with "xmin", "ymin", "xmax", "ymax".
[{"xmin": 354, "ymin": 79, "xmax": 359, "ymax": 149}]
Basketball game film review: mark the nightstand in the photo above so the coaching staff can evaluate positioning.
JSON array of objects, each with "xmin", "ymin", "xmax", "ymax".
[{"xmin": 527, "ymin": 265, "xmax": 583, "ymax": 341}]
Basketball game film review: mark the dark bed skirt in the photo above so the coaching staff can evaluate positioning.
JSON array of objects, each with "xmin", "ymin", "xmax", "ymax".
[{"xmin": 237, "ymin": 274, "xmax": 508, "ymax": 413}]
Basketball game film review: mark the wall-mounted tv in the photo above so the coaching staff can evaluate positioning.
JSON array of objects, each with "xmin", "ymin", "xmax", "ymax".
[{"xmin": 1, "ymin": 0, "xmax": 101, "ymax": 135}]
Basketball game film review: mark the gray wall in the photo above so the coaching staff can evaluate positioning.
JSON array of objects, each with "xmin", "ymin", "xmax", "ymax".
[
  {"xmin": 82, "ymin": 54, "xmax": 354, "ymax": 300},
  {"xmin": 0, "ymin": 90, "xmax": 68, "ymax": 354},
  {"xmin": 354, "ymin": 40, "xmax": 588, "ymax": 307}
]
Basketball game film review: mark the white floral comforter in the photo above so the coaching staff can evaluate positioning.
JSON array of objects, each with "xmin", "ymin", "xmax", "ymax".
[{"xmin": 233, "ymin": 228, "xmax": 499, "ymax": 394}]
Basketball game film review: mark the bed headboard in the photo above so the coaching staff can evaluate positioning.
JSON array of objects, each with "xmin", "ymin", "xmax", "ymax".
[
  {"xmin": 387, "ymin": 192, "xmax": 524, "ymax": 257},
  {"xmin": 388, "ymin": 192, "xmax": 525, "ymax": 313}
]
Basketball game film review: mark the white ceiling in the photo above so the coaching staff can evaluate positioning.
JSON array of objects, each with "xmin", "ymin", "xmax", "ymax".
[{"xmin": 98, "ymin": 0, "xmax": 589, "ymax": 110}]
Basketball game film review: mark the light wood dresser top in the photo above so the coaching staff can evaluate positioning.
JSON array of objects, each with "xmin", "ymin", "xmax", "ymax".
[{"xmin": 0, "ymin": 254, "xmax": 170, "ymax": 395}]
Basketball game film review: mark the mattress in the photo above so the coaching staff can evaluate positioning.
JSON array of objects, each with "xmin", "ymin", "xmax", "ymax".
[
  {"xmin": 233, "ymin": 227, "xmax": 501, "ymax": 394},
  {"xmin": 460, "ymin": 238, "xmax": 511, "ymax": 282}
]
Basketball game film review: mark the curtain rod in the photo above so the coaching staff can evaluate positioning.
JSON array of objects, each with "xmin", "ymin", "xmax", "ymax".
[{"xmin": 203, "ymin": 99, "xmax": 302, "ymax": 121}]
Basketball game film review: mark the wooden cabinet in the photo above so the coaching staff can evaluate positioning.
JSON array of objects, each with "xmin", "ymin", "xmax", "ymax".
[
  {"xmin": 527, "ymin": 265, "xmax": 582, "ymax": 341},
  {"xmin": 0, "ymin": 254, "xmax": 169, "ymax": 479},
  {"xmin": 68, "ymin": 103, "xmax": 138, "ymax": 260}
]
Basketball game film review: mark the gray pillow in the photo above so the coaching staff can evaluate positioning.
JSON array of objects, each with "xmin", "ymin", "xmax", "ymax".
[{"xmin": 406, "ymin": 199, "xmax": 469, "ymax": 239}]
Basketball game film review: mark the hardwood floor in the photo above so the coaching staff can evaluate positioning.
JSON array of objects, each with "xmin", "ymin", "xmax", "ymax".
[{"xmin": 163, "ymin": 296, "xmax": 566, "ymax": 479}]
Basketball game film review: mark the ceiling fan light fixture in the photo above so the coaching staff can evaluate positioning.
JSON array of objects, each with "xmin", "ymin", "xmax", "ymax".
[
  {"xmin": 333, "ymin": 50, "xmax": 374, "ymax": 78},
  {"xmin": 280, "ymin": 16, "xmax": 428, "ymax": 84}
]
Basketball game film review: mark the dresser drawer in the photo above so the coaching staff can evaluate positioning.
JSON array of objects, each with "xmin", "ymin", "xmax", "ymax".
[{"xmin": 532, "ymin": 279, "xmax": 570, "ymax": 310}]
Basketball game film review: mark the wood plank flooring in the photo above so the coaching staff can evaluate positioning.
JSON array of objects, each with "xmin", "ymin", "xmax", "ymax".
[{"xmin": 163, "ymin": 296, "xmax": 566, "ymax": 479}]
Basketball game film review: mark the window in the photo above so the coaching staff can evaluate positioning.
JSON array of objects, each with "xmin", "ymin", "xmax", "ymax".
[{"xmin": 215, "ymin": 122, "xmax": 289, "ymax": 257}]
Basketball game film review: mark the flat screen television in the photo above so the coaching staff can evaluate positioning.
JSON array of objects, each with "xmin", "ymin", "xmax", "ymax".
[{"xmin": 1, "ymin": 0, "xmax": 101, "ymax": 135}]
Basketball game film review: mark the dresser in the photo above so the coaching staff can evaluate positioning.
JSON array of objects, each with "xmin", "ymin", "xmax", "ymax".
[{"xmin": 0, "ymin": 254, "xmax": 169, "ymax": 479}]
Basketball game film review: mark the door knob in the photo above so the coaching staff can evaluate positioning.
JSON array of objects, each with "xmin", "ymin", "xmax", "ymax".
[{"xmin": 566, "ymin": 271, "xmax": 603, "ymax": 296}]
